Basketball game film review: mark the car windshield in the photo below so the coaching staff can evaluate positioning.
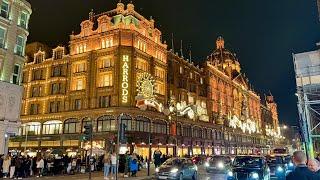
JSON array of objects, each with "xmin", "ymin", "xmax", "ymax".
[
  {"xmin": 210, "ymin": 156, "xmax": 229, "ymax": 163},
  {"xmin": 163, "ymin": 158, "xmax": 183, "ymax": 166},
  {"xmin": 267, "ymin": 156, "xmax": 283, "ymax": 164},
  {"xmin": 233, "ymin": 157, "xmax": 262, "ymax": 168}
]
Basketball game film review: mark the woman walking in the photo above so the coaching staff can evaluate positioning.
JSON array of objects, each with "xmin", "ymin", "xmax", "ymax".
[
  {"xmin": 2, "ymin": 155, "xmax": 10, "ymax": 178},
  {"xmin": 103, "ymin": 152, "xmax": 111, "ymax": 180},
  {"xmin": 36, "ymin": 156, "xmax": 44, "ymax": 177}
]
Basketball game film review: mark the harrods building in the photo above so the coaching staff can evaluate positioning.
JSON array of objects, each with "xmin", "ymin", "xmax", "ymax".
[{"xmin": 9, "ymin": 2, "xmax": 281, "ymax": 158}]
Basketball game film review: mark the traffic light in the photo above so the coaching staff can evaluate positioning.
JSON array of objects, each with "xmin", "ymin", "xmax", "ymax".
[
  {"xmin": 119, "ymin": 123, "xmax": 127, "ymax": 144},
  {"xmin": 83, "ymin": 124, "xmax": 92, "ymax": 141}
]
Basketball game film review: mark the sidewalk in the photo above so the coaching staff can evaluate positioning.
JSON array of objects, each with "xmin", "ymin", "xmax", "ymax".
[{"xmin": 27, "ymin": 166, "xmax": 155, "ymax": 180}]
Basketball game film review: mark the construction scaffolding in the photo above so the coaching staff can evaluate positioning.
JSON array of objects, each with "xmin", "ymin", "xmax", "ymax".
[{"xmin": 293, "ymin": 50, "xmax": 320, "ymax": 158}]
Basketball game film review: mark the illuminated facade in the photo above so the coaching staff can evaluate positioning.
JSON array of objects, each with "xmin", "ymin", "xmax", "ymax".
[
  {"xmin": 10, "ymin": 2, "xmax": 279, "ymax": 157},
  {"xmin": 0, "ymin": 0, "xmax": 31, "ymax": 154}
]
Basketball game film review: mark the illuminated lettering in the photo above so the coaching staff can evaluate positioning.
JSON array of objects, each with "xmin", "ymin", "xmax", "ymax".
[{"xmin": 121, "ymin": 55, "xmax": 130, "ymax": 103}]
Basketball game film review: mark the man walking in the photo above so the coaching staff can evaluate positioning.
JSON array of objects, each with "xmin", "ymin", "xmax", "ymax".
[{"xmin": 286, "ymin": 151, "xmax": 317, "ymax": 180}]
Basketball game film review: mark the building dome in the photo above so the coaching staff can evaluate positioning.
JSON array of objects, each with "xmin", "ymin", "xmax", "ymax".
[{"xmin": 208, "ymin": 36, "xmax": 241, "ymax": 78}]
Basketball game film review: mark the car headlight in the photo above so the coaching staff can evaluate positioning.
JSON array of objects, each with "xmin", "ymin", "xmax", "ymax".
[
  {"xmin": 204, "ymin": 162, "xmax": 209, "ymax": 167},
  {"xmin": 289, "ymin": 162, "xmax": 293, "ymax": 167},
  {"xmin": 155, "ymin": 168, "xmax": 159, "ymax": 173},
  {"xmin": 170, "ymin": 168, "xmax": 179, "ymax": 173},
  {"xmin": 250, "ymin": 172, "xmax": 259, "ymax": 179},
  {"xmin": 227, "ymin": 171, "xmax": 233, "ymax": 177},
  {"xmin": 217, "ymin": 162, "xmax": 224, "ymax": 169},
  {"xmin": 277, "ymin": 166, "xmax": 284, "ymax": 172}
]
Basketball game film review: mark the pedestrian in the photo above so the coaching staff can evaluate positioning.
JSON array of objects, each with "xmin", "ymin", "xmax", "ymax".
[
  {"xmin": 2, "ymin": 155, "xmax": 10, "ymax": 178},
  {"xmin": 153, "ymin": 148, "xmax": 162, "ymax": 168},
  {"xmin": 76, "ymin": 156, "xmax": 81, "ymax": 173},
  {"xmin": 286, "ymin": 151, "xmax": 318, "ymax": 180},
  {"xmin": 103, "ymin": 152, "xmax": 111, "ymax": 180},
  {"xmin": 307, "ymin": 159, "xmax": 320, "ymax": 176},
  {"xmin": 36, "ymin": 156, "xmax": 44, "ymax": 177},
  {"xmin": 9, "ymin": 156, "xmax": 16, "ymax": 179},
  {"xmin": 110, "ymin": 152, "xmax": 117, "ymax": 179},
  {"xmin": 130, "ymin": 154, "xmax": 138, "ymax": 177},
  {"xmin": 123, "ymin": 151, "xmax": 130, "ymax": 178}
]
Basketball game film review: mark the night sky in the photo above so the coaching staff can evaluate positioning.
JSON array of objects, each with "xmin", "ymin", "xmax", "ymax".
[{"xmin": 26, "ymin": 0, "xmax": 320, "ymax": 126}]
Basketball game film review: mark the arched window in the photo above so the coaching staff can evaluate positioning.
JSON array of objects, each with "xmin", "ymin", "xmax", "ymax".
[
  {"xmin": 97, "ymin": 115, "xmax": 116, "ymax": 132},
  {"xmin": 152, "ymin": 120, "xmax": 167, "ymax": 134},
  {"xmin": 135, "ymin": 116, "xmax": 150, "ymax": 132},
  {"xmin": 21, "ymin": 122, "xmax": 41, "ymax": 135},
  {"xmin": 42, "ymin": 120, "xmax": 62, "ymax": 135},
  {"xmin": 120, "ymin": 114, "xmax": 133, "ymax": 131},
  {"xmin": 64, "ymin": 118, "xmax": 79, "ymax": 134},
  {"xmin": 82, "ymin": 117, "xmax": 92, "ymax": 132}
]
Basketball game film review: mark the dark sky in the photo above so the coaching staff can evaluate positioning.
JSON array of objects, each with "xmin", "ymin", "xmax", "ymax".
[{"xmin": 27, "ymin": 0, "xmax": 320, "ymax": 126}]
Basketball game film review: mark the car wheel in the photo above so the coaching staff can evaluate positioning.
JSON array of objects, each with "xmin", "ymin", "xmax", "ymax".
[
  {"xmin": 179, "ymin": 173, "xmax": 183, "ymax": 180},
  {"xmin": 192, "ymin": 171, "xmax": 198, "ymax": 180}
]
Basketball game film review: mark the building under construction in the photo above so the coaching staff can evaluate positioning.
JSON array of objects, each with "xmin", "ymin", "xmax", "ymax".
[{"xmin": 293, "ymin": 47, "xmax": 320, "ymax": 158}]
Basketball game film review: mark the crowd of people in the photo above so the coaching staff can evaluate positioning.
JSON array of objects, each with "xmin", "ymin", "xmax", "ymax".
[{"xmin": 0, "ymin": 153, "xmax": 85, "ymax": 179}]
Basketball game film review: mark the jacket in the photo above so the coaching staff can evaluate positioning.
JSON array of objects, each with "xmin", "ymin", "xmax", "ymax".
[
  {"xmin": 286, "ymin": 165, "xmax": 318, "ymax": 180},
  {"xmin": 2, "ymin": 158, "xmax": 10, "ymax": 173}
]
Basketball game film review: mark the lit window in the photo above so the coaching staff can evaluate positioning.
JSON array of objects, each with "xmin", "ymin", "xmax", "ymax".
[
  {"xmin": 100, "ymin": 58, "xmax": 113, "ymax": 68},
  {"xmin": 200, "ymin": 77, "xmax": 203, "ymax": 84},
  {"xmin": 155, "ymin": 81, "xmax": 165, "ymax": 95},
  {"xmin": 0, "ymin": 0, "xmax": 9, "ymax": 19},
  {"xmin": 76, "ymin": 79, "xmax": 83, "ymax": 90},
  {"xmin": 179, "ymin": 66, "xmax": 183, "ymax": 74},
  {"xmin": 137, "ymin": 40, "xmax": 146, "ymax": 52},
  {"xmin": 100, "ymin": 72, "xmax": 113, "ymax": 87},
  {"xmin": 101, "ymin": 39, "xmax": 105, "ymax": 49},
  {"xmin": 190, "ymin": 72, "xmax": 193, "ymax": 79},
  {"xmin": 101, "ymin": 37, "xmax": 113, "ymax": 49},
  {"xmin": 64, "ymin": 118, "xmax": 79, "ymax": 134},
  {"xmin": 12, "ymin": 64, "xmax": 20, "ymax": 85},
  {"xmin": 155, "ymin": 67, "xmax": 165, "ymax": 79},
  {"xmin": 15, "ymin": 36, "xmax": 25, "ymax": 56},
  {"xmin": 18, "ymin": 11, "xmax": 28, "ymax": 29},
  {"xmin": 54, "ymin": 49, "xmax": 63, "ymax": 59},
  {"xmin": 74, "ymin": 63, "xmax": 85, "ymax": 73},
  {"xmin": 83, "ymin": 44, "xmax": 87, "ymax": 52},
  {"xmin": 21, "ymin": 122, "xmax": 41, "ymax": 135},
  {"xmin": 42, "ymin": 120, "xmax": 62, "ymax": 135},
  {"xmin": 30, "ymin": 104, "xmax": 39, "ymax": 115},
  {"xmin": 0, "ymin": 26, "xmax": 6, "ymax": 48}
]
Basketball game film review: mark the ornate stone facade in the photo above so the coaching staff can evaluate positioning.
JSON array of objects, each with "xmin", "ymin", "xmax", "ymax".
[{"xmin": 10, "ymin": 2, "xmax": 279, "ymax": 157}]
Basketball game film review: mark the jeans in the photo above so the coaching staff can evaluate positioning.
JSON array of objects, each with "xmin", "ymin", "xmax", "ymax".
[
  {"xmin": 111, "ymin": 165, "xmax": 116, "ymax": 175},
  {"xmin": 104, "ymin": 164, "xmax": 110, "ymax": 177}
]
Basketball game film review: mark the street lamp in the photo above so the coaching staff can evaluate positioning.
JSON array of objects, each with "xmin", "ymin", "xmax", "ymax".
[{"xmin": 283, "ymin": 125, "xmax": 288, "ymax": 130}]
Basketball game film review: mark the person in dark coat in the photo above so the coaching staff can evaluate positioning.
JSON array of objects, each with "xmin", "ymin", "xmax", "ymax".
[
  {"xmin": 153, "ymin": 149, "xmax": 162, "ymax": 168},
  {"xmin": 286, "ymin": 151, "xmax": 318, "ymax": 180}
]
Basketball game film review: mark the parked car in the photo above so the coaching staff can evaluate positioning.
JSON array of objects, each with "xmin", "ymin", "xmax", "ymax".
[
  {"xmin": 227, "ymin": 155, "xmax": 270, "ymax": 180},
  {"xmin": 204, "ymin": 155, "xmax": 232, "ymax": 174},
  {"xmin": 155, "ymin": 158, "xmax": 198, "ymax": 180}
]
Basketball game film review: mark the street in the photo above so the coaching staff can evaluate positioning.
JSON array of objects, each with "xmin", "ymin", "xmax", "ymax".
[{"xmin": 22, "ymin": 165, "xmax": 226, "ymax": 180}]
